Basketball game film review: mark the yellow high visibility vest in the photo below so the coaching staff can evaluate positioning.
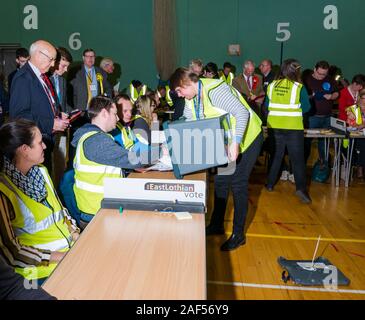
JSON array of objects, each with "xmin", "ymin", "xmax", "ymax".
[
  {"xmin": 166, "ymin": 85, "xmax": 173, "ymax": 107},
  {"xmin": 73, "ymin": 131, "xmax": 124, "ymax": 215},
  {"xmin": 267, "ymin": 79, "xmax": 304, "ymax": 130},
  {"xmin": 347, "ymin": 104, "xmax": 363, "ymax": 125},
  {"xmin": 0, "ymin": 167, "xmax": 72, "ymax": 280},
  {"xmin": 219, "ymin": 71, "xmax": 234, "ymax": 86},
  {"xmin": 115, "ymin": 115, "xmax": 149, "ymax": 149},
  {"xmin": 129, "ymin": 83, "xmax": 147, "ymax": 103},
  {"xmin": 185, "ymin": 79, "xmax": 262, "ymax": 154}
]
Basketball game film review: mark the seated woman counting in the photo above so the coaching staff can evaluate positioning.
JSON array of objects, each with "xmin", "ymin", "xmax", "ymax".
[
  {"xmin": 0, "ymin": 119, "xmax": 79, "ymax": 282},
  {"xmin": 169, "ymin": 67, "xmax": 263, "ymax": 251}
]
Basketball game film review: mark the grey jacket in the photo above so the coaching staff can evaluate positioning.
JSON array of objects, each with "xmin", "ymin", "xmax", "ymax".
[{"xmin": 70, "ymin": 66, "xmax": 112, "ymax": 111}]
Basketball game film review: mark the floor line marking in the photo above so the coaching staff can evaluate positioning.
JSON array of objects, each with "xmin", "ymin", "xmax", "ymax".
[
  {"xmin": 233, "ymin": 233, "xmax": 365, "ymax": 243},
  {"xmin": 208, "ymin": 280, "xmax": 365, "ymax": 295}
]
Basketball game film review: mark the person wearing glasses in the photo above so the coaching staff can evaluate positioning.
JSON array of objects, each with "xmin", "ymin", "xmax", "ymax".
[
  {"xmin": 9, "ymin": 40, "xmax": 70, "ymax": 173},
  {"xmin": 71, "ymin": 48, "xmax": 112, "ymax": 112},
  {"xmin": 265, "ymin": 59, "xmax": 312, "ymax": 204},
  {"xmin": 303, "ymin": 60, "xmax": 339, "ymax": 164}
]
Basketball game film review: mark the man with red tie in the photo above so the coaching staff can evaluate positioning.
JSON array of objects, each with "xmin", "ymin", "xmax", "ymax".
[
  {"xmin": 9, "ymin": 40, "xmax": 69, "ymax": 172},
  {"xmin": 233, "ymin": 60, "xmax": 265, "ymax": 118}
]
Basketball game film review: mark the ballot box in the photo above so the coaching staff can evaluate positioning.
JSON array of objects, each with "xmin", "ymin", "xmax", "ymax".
[{"xmin": 163, "ymin": 115, "xmax": 229, "ymax": 178}]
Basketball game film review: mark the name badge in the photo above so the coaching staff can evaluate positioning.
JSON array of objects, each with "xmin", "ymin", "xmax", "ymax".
[{"xmin": 90, "ymin": 84, "xmax": 97, "ymax": 91}]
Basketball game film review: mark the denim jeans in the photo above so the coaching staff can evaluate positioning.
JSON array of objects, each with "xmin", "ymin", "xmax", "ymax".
[
  {"xmin": 306, "ymin": 115, "xmax": 331, "ymax": 162},
  {"xmin": 267, "ymin": 129, "xmax": 307, "ymax": 191},
  {"xmin": 209, "ymin": 133, "xmax": 263, "ymax": 235}
]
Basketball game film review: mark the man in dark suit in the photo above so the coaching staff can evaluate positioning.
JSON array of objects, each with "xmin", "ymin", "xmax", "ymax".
[
  {"xmin": 259, "ymin": 59, "xmax": 276, "ymax": 93},
  {"xmin": 70, "ymin": 48, "xmax": 112, "ymax": 112},
  {"xmin": 9, "ymin": 40, "xmax": 69, "ymax": 172},
  {"xmin": 49, "ymin": 47, "xmax": 73, "ymax": 113}
]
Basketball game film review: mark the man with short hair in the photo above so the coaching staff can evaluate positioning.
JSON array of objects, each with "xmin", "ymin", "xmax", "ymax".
[
  {"xmin": 7, "ymin": 48, "xmax": 29, "ymax": 93},
  {"xmin": 72, "ymin": 96, "xmax": 142, "ymax": 226},
  {"xmin": 304, "ymin": 60, "xmax": 339, "ymax": 163},
  {"xmin": 70, "ymin": 49, "xmax": 112, "ymax": 111},
  {"xmin": 9, "ymin": 40, "xmax": 70, "ymax": 172},
  {"xmin": 259, "ymin": 59, "xmax": 275, "ymax": 92},
  {"xmin": 233, "ymin": 60, "xmax": 265, "ymax": 117},
  {"xmin": 259, "ymin": 59, "xmax": 276, "ymax": 123}
]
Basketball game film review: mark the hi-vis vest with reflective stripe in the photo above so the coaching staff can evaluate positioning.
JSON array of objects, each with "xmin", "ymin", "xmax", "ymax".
[
  {"xmin": 116, "ymin": 122, "xmax": 135, "ymax": 150},
  {"xmin": 267, "ymin": 79, "xmax": 304, "ymax": 130},
  {"xmin": 219, "ymin": 71, "xmax": 234, "ymax": 86},
  {"xmin": 73, "ymin": 131, "xmax": 124, "ymax": 215},
  {"xmin": 129, "ymin": 83, "xmax": 147, "ymax": 103},
  {"xmin": 115, "ymin": 115, "xmax": 148, "ymax": 150},
  {"xmin": 0, "ymin": 167, "xmax": 72, "ymax": 280},
  {"xmin": 166, "ymin": 85, "xmax": 173, "ymax": 107},
  {"xmin": 348, "ymin": 105, "xmax": 363, "ymax": 125},
  {"xmin": 185, "ymin": 79, "xmax": 262, "ymax": 154}
]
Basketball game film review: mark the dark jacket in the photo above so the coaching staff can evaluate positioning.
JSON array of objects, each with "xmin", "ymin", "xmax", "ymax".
[
  {"xmin": 9, "ymin": 62, "xmax": 55, "ymax": 140},
  {"xmin": 70, "ymin": 66, "xmax": 112, "ymax": 111},
  {"xmin": 50, "ymin": 73, "xmax": 72, "ymax": 113}
]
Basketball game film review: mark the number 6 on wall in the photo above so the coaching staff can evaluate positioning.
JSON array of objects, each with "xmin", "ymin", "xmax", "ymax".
[
  {"xmin": 69, "ymin": 32, "xmax": 82, "ymax": 50},
  {"xmin": 276, "ymin": 22, "xmax": 291, "ymax": 42}
]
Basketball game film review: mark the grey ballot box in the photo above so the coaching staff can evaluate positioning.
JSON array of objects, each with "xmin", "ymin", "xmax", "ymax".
[{"xmin": 163, "ymin": 115, "xmax": 229, "ymax": 179}]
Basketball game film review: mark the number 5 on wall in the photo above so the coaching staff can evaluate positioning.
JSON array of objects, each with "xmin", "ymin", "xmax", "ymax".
[{"xmin": 276, "ymin": 22, "xmax": 291, "ymax": 42}]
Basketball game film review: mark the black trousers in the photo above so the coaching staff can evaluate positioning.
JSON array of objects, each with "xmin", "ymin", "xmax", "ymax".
[
  {"xmin": 209, "ymin": 133, "xmax": 263, "ymax": 235},
  {"xmin": 267, "ymin": 129, "xmax": 306, "ymax": 191}
]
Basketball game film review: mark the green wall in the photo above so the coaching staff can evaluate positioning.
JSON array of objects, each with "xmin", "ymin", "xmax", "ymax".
[
  {"xmin": 0, "ymin": 0, "xmax": 363, "ymax": 88},
  {"xmin": 177, "ymin": 0, "xmax": 364, "ymax": 79},
  {"xmin": 0, "ymin": 0, "xmax": 157, "ymax": 89}
]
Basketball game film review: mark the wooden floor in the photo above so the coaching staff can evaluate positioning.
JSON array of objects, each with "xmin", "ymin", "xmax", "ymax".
[{"xmin": 206, "ymin": 158, "xmax": 365, "ymax": 300}]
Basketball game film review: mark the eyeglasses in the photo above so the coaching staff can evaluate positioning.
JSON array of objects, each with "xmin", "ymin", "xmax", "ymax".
[{"xmin": 39, "ymin": 51, "xmax": 56, "ymax": 62}]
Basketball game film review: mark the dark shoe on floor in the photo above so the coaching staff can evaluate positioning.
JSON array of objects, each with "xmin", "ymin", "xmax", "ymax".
[
  {"xmin": 295, "ymin": 190, "xmax": 312, "ymax": 204},
  {"xmin": 265, "ymin": 184, "xmax": 274, "ymax": 192},
  {"xmin": 206, "ymin": 224, "xmax": 225, "ymax": 236},
  {"xmin": 220, "ymin": 233, "xmax": 246, "ymax": 251}
]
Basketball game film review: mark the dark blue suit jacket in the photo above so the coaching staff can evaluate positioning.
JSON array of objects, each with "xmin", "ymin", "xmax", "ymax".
[{"xmin": 9, "ymin": 62, "xmax": 55, "ymax": 140}]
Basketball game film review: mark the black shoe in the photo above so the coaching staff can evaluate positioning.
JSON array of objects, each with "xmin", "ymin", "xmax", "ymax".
[
  {"xmin": 206, "ymin": 224, "xmax": 225, "ymax": 236},
  {"xmin": 220, "ymin": 234, "xmax": 246, "ymax": 251},
  {"xmin": 265, "ymin": 184, "xmax": 274, "ymax": 192},
  {"xmin": 295, "ymin": 190, "xmax": 312, "ymax": 204}
]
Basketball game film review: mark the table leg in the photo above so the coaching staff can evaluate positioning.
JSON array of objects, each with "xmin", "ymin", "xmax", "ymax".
[{"xmin": 345, "ymin": 139, "xmax": 355, "ymax": 188}]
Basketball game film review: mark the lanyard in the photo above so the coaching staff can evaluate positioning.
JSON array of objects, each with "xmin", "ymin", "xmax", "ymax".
[
  {"xmin": 348, "ymin": 87, "xmax": 358, "ymax": 104},
  {"xmin": 194, "ymin": 81, "xmax": 202, "ymax": 120}
]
